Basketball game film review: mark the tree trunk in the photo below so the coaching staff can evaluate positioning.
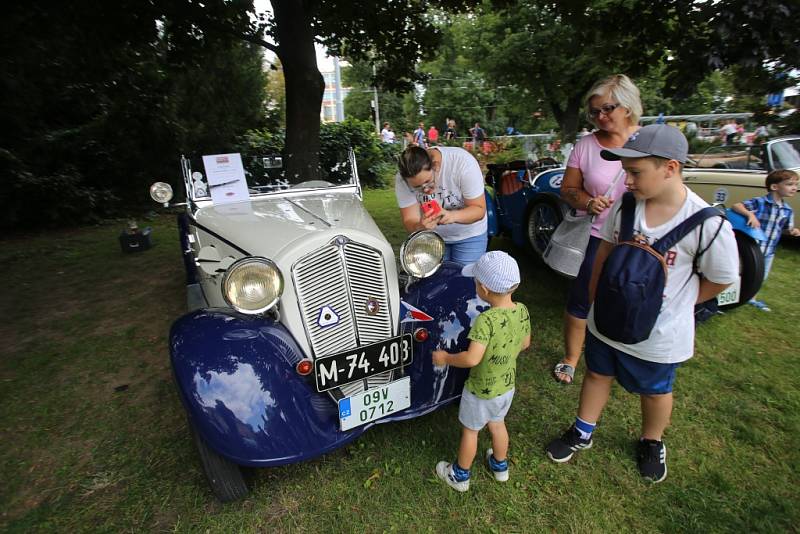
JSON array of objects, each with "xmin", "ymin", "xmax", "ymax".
[
  {"xmin": 551, "ymin": 92, "xmax": 584, "ymax": 145},
  {"xmin": 272, "ymin": 0, "xmax": 324, "ymax": 182}
]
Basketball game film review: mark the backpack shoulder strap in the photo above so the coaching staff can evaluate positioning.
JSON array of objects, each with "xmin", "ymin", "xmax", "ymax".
[
  {"xmin": 653, "ymin": 207, "xmax": 722, "ymax": 254},
  {"xmin": 693, "ymin": 214, "xmax": 727, "ymax": 273},
  {"xmin": 619, "ymin": 192, "xmax": 637, "ymax": 241}
]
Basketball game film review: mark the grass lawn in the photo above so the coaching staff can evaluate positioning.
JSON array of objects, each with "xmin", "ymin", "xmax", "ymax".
[{"xmin": 1, "ymin": 187, "xmax": 799, "ymax": 533}]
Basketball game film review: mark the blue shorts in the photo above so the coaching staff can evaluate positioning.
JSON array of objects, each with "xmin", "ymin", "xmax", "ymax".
[
  {"xmin": 566, "ymin": 236, "xmax": 601, "ymax": 319},
  {"xmin": 444, "ymin": 233, "xmax": 488, "ymax": 266},
  {"xmin": 585, "ymin": 331, "xmax": 679, "ymax": 395}
]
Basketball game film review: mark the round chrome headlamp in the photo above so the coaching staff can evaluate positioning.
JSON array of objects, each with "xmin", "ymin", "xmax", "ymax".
[
  {"xmin": 149, "ymin": 182, "xmax": 173, "ymax": 204},
  {"xmin": 221, "ymin": 257, "xmax": 283, "ymax": 314},
  {"xmin": 400, "ymin": 231, "xmax": 445, "ymax": 278}
]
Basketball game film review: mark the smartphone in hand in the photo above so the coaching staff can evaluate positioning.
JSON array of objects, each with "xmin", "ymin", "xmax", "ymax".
[{"xmin": 421, "ymin": 199, "xmax": 442, "ymax": 217}]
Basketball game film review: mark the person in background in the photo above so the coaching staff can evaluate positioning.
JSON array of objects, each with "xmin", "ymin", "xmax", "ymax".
[
  {"xmin": 552, "ymin": 74, "xmax": 642, "ymax": 385},
  {"xmin": 753, "ymin": 124, "xmax": 769, "ymax": 143},
  {"xmin": 684, "ymin": 121, "xmax": 698, "ymax": 139},
  {"xmin": 735, "ymin": 120, "xmax": 745, "ymax": 143},
  {"xmin": 428, "ymin": 124, "xmax": 439, "ymax": 145},
  {"xmin": 720, "ymin": 120, "xmax": 737, "ymax": 145},
  {"xmin": 380, "ymin": 122, "xmax": 395, "ymax": 144},
  {"xmin": 444, "ymin": 119, "xmax": 457, "ymax": 141},
  {"xmin": 414, "ymin": 122, "xmax": 427, "ymax": 148},
  {"xmin": 731, "ymin": 169, "xmax": 800, "ymax": 312},
  {"xmin": 395, "ymin": 145, "xmax": 487, "ymax": 265},
  {"xmin": 470, "ymin": 122, "xmax": 485, "ymax": 152}
]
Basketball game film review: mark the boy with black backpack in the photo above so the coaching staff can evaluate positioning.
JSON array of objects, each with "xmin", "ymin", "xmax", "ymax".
[{"xmin": 545, "ymin": 124, "xmax": 739, "ymax": 483}]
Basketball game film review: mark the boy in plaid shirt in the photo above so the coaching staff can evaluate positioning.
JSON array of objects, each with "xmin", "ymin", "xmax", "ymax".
[{"xmin": 732, "ymin": 169, "xmax": 800, "ymax": 311}]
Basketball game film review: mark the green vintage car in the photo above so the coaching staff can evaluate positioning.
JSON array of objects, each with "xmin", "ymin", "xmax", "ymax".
[{"xmin": 684, "ymin": 135, "xmax": 800, "ymax": 214}]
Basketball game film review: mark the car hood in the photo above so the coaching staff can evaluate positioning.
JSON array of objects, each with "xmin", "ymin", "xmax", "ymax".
[{"xmin": 192, "ymin": 191, "xmax": 387, "ymax": 258}]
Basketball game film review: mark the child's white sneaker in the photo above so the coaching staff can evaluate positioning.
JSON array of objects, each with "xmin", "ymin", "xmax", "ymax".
[
  {"xmin": 485, "ymin": 448, "xmax": 509, "ymax": 482},
  {"xmin": 435, "ymin": 461, "xmax": 470, "ymax": 492}
]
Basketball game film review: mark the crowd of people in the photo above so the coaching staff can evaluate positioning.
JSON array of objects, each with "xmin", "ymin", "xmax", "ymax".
[
  {"xmin": 379, "ymin": 118, "xmax": 493, "ymax": 154},
  {"xmin": 390, "ymin": 73, "xmax": 798, "ymax": 492}
]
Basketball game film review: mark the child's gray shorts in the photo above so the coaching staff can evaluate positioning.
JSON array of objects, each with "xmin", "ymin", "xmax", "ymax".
[{"xmin": 458, "ymin": 388, "xmax": 515, "ymax": 431}]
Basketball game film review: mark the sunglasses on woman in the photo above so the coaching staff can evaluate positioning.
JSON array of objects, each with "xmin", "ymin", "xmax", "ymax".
[{"xmin": 587, "ymin": 103, "xmax": 620, "ymax": 118}]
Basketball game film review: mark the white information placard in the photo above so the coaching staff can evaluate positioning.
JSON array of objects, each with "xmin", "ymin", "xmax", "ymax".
[{"xmin": 202, "ymin": 153, "xmax": 249, "ymax": 205}]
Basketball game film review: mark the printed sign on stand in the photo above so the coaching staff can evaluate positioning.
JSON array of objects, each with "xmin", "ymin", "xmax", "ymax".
[{"xmin": 202, "ymin": 153, "xmax": 250, "ymax": 205}]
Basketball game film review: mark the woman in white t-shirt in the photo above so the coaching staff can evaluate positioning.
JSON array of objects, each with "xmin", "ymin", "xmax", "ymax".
[
  {"xmin": 552, "ymin": 74, "xmax": 642, "ymax": 385},
  {"xmin": 395, "ymin": 146, "xmax": 488, "ymax": 265}
]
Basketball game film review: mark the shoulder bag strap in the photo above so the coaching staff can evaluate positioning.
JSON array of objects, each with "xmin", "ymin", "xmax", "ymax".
[{"xmin": 603, "ymin": 168, "xmax": 625, "ymax": 198}]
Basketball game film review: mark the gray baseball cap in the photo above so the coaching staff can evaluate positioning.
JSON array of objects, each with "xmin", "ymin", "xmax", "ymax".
[
  {"xmin": 600, "ymin": 124, "xmax": 689, "ymax": 163},
  {"xmin": 462, "ymin": 251, "xmax": 521, "ymax": 293}
]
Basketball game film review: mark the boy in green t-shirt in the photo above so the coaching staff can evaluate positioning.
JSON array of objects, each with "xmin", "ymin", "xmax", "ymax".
[{"xmin": 432, "ymin": 251, "xmax": 531, "ymax": 491}]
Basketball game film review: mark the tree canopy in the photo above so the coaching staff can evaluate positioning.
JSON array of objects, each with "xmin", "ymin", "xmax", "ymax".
[{"xmin": 2, "ymin": 0, "xmax": 799, "ymax": 228}]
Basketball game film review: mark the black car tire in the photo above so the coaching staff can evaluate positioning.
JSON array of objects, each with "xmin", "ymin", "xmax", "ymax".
[
  {"xmin": 525, "ymin": 196, "xmax": 565, "ymax": 257},
  {"xmin": 190, "ymin": 424, "xmax": 249, "ymax": 502},
  {"xmin": 718, "ymin": 231, "xmax": 764, "ymax": 310}
]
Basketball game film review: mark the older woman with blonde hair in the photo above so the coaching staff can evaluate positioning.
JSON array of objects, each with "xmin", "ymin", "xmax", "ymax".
[{"xmin": 552, "ymin": 74, "xmax": 642, "ymax": 384}]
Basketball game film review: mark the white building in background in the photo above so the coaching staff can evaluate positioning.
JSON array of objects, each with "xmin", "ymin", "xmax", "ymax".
[{"xmin": 320, "ymin": 70, "xmax": 351, "ymax": 123}]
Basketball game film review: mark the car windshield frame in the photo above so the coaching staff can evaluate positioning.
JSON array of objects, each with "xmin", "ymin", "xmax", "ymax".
[
  {"xmin": 768, "ymin": 138, "xmax": 800, "ymax": 170},
  {"xmin": 693, "ymin": 145, "xmax": 766, "ymax": 171},
  {"xmin": 180, "ymin": 149, "xmax": 361, "ymax": 203}
]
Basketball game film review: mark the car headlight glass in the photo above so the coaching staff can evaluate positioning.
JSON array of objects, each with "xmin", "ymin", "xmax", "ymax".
[
  {"xmin": 149, "ymin": 182, "xmax": 173, "ymax": 204},
  {"xmin": 400, "ymin": 231, "xmax": 445, "ymax": 278},
  {"xmin": 222, "ymin": 257, "xmax": 283, "ymax": 314}
]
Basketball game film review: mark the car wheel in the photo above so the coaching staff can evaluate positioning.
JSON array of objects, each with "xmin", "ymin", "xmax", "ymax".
[
  {"xmin": 525, "ymin": 197, "xmax": 564, "ymax": 257},
  {"xmin": 190, "ymin": 424, "xmax": 249, "ymax": 502},
  {"xmin": 718, "ymin": 231, "xmax": 765, "ymax": 310}
]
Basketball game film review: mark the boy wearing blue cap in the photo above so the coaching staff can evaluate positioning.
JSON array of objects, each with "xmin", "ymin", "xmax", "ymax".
[{"xmin": 432, "ymin": 251, "xmax": 531, "ymax": 491}]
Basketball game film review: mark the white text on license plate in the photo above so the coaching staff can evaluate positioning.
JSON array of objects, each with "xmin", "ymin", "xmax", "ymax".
[
  {"xmin": 717, "ymin": 277, "xmax": 741, "ymax": 306},
  {"xmin": 338, "ymin": 377, "xmax": 410, "ymax": 431}
]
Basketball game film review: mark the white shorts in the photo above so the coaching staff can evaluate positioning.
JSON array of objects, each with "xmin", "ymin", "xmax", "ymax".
[{"xmin": 458, "ymin": 388, "xmax": 515, "ymax": 431}]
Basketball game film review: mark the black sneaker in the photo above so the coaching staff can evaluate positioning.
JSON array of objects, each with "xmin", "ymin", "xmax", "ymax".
[
  {"xmin": 546, "ymin": 425, "xmax": 593, "ymax": 463},
  {"xmin": 637, "ymin": 439, "xmax": 667, "ymax": 483}
]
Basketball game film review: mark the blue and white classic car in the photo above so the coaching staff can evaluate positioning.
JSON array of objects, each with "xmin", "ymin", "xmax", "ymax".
[{"xmin": 149, "ymin": 151, "xmax": 484, "ymax": 501}]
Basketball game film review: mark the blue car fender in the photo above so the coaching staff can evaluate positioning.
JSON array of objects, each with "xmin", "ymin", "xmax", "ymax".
[
  {"xmin": 170, "ymin": 310, "xmax": 364, "ymax": 467},
  {"xmin": 531, "ymin": 168, "xmax": 565, "ymax": 194},
  {"xmin": 485, "ymin": 188, "xmax": 499, "ymax": 238},
  {"xmin": 725, "ymin": 208, "xmax": 767, "ymax": 242},
  {"xmin": 393, "ymin": 261, "xmax": 485, "ymax": 416}
]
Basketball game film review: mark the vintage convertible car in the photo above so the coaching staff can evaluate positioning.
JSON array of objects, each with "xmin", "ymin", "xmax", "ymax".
[
  {"xmin": 684, "ymin": 135, "xmax": 800, "ymax": 215},
  {"xmin": 484, "ymin": 158, "xmax": 766, "ymax": 309},
  {"xmin": 149, "ymin": 151, "xmax": 484, "ymax": 501}
]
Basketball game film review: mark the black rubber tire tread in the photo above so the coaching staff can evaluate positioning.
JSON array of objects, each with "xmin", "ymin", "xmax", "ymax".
[
  {"xmin": 190, "ymin": 424, "xmax": 249, "ymax": 502},
  {"xmin": 525, "ymin": 196, "xmax": 565, "ymax": 258},
  {"xmin": 718, "ymin": 231, "xmax": 765, "ymax": 310}
]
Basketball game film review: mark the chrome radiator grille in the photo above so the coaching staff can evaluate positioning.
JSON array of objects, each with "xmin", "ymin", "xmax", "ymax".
[{"xmin": 292, "ymin": 237, "xmax": 394, "ymax": 397}]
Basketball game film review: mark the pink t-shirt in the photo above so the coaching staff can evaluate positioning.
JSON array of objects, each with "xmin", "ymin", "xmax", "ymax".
[{"xmin": 566, "ymin": 133, "xmax": 628, "ymax": 237}]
